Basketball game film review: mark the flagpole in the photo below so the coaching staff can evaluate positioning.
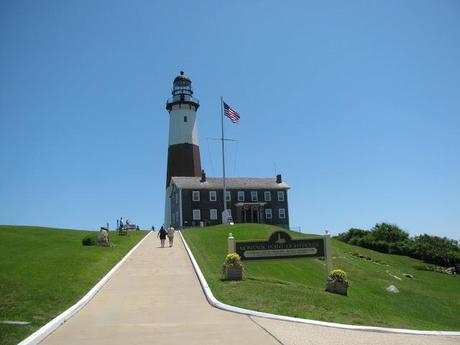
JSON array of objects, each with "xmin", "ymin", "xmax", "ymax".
[{"xmin": 220, "ymin": 97, "xmax": 227, "ymax": 223}]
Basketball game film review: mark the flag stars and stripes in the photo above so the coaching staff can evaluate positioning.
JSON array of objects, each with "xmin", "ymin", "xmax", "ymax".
[{"xmin": 223, "ymin": 102, "xmax": 240, "ymax": 124}]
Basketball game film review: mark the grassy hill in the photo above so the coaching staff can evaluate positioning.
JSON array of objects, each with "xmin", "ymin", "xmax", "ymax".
[
  {"xmin": 182, "ymin": 224, "xmax": 460, "ymax": 331},
  {"xmin": 0, "ymin": 225, "xmax": 147, "ymax": 345}
]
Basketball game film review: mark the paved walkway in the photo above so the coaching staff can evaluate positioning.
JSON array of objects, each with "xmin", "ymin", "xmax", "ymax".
[{"xmin": 42, "ymin": 232, "xmax": 459, "ymax": 345}]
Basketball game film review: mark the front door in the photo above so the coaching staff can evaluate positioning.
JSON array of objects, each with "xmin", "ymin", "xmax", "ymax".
[
  {"xmin": 252, "ymin": 208, "xmax": 259, "ymax": 223},
  {"xmin": 244, "ymin": 208, "xmax": 251, "ymax": 223}
]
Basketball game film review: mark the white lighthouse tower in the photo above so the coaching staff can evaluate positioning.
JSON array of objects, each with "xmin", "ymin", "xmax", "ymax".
[{"xmin": 164, "ymin": 71, "xmax": 202, "ymax": 226}]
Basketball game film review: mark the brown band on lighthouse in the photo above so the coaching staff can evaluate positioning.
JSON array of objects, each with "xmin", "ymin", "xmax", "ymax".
[{"xmin": 166, "ymin": 143, "xmax": 202, "ymax": 187}]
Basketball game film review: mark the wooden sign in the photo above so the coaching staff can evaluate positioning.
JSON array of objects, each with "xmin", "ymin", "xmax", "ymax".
[{"xmin": 235, "ymin": 231, "xmax": 325, "ymax": 260}]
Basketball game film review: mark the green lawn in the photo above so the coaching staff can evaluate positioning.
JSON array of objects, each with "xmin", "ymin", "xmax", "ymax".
[
  {"xmin": 0, "ymin": 225, "xmax": 147, "ymax": 345},
  {"xmin": 182, "ymin": 224, "xmax": 460, "ymax": 331}
]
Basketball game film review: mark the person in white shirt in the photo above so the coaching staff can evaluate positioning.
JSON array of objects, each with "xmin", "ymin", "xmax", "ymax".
[{"xmin": 167, "ymin": 226, "xmax": 175, "ymax": 247}]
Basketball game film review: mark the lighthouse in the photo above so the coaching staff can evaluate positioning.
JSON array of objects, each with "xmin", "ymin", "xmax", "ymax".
[{"xmin": 164, "ymin": 71, "xmax": 202, "ymax": 226}]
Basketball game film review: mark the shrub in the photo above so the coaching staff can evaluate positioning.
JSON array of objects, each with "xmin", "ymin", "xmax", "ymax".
[
  {"xmin": 337, "ymin": 223, "xmax": 459, "ymax": 267},
  {"xmin": 371, "ymin": 223, "xmax": 409, "ymax": 243},
  {"xmin": 337, "ymin": 228, "xmax": 367, "ymax": 242},
  {"xmin": 82, "ymin": 235, "xmax": 97, "ymax": 246},
  {"xmin": 329, "ymin": 269, "xmax": 347, "ymax": 282}
]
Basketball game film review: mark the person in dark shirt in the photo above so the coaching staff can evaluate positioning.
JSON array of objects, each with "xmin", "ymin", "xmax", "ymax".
[{"xmin": 157, "ymin": 226, "xmax": 167, "ymax": 248}]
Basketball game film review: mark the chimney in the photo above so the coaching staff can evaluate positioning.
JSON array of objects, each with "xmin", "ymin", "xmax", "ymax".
[
  {"xmin": 276, "ymin": 174, "xmax": 282, "ymax": 184},
  {"xmin": 200, "ymin": 169, "xmax": 206, "ymax": 182}
]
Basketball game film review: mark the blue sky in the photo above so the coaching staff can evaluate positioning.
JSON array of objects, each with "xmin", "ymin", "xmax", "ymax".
[{"xmin": 1, "ymin": 1, "xmax": 459, "ymax": 239}]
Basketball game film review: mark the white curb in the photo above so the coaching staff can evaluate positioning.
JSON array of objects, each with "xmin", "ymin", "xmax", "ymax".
[
  {"xmin": 18, "ymin": 231, "xmax": 153, "ymax": 345},
  {"xmin": 179, "ymin": 230, "xmax": 460, "ymax": 337}
]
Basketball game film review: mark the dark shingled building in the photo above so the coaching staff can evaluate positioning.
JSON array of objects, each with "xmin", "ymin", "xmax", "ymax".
[
  {"xmin": 164, "ymin": 72, "xmax": 291, "ymax": 229},
  {"xmin": 168, "ymin": 173, "xmax": 290, "ymax": 229}
]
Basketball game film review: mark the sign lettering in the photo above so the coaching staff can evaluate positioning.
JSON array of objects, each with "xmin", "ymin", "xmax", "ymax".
[{"xmin": 235, "ymin": 231, "xmax": 325, "ymax": 260}]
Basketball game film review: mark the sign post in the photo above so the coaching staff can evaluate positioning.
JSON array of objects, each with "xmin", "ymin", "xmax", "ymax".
[
  {"xmin": 228, "ymin": 233, "xmax": 235, "ymax": 254},
  {"xmin": 324, "ymin": 230, "xmax": 333, "ymax": 274}
]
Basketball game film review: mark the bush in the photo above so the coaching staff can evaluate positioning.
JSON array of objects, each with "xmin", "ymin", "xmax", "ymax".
[
  {"xmin": 82, "ymin": 235, "xmax": 97, "ymax": 246},
  {"xmin": 337, "ymin": 223, "xmax": 459, "ymax": 267},
  {"xmin": 329, "ymin": 269, "xmax": 347, "ymax": 282},
  {"xmin": 371, "ymin": 223, "xmax": 409, "ymax": 243},
  {"xmin": 337, "ymin": 228, "xmax": 367, "ymax": 242}
]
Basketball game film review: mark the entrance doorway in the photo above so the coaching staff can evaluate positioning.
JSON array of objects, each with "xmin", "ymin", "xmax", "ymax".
[
  {"xmin": 237, "ymin": 203, "xmax": 265, "ymax": 224},
  {"xmin": 252, "ymin": 209, "xmax": 259, "ymax": 223}
]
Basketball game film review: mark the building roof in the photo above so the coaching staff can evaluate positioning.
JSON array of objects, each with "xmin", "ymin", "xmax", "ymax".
[{"xmin": 170, "ymin": 176, "xmax": 289, "ymax": 190}]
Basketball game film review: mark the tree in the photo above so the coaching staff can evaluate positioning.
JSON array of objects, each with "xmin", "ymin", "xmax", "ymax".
[{"xmin": 371, "ymin": 223, "xmax": 409, "ymax": 243}]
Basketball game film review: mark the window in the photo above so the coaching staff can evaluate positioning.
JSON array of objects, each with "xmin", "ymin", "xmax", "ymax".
[
  {"xmin": 251, "ymin": 191, "xmax": 258, "ymax": 202},
  {"xmin": 265, "ymin": 208, "xmax": 272, "ymax": 219},
  {"xmin": 279, "ymin": 208, "xmax": 286, "ymax": 219},
  {"xmin": 209, "ymin": 191, "xmax": 217, "ymax": 202},
  {"xmin": 277, "ymin": 191, "xmax": 285, "ymax": 202},
  {"xmin": 225, "ymin": 191, "xmax": 231, "ymax": 201},
  {"xmin": 193, "ymin": 209, "xmax": 201, "ymax": 220},
  {"xmin": 184, "ymin": 116, "xmax": 188, "ymax": 122},
  {"xmin": 192, "ymin": 191, "xmax": 200, "ymax": 202},
  {"xmin": 210, "ymin": 209, "xmax": 217, "ymax": 220},
  {"xmin": 238, "ymin": 191, "xmax": 245, "ymax": 201},
  {"xmin": 264, "ymin": 191, "xmax": 271, "ymax": 202}
]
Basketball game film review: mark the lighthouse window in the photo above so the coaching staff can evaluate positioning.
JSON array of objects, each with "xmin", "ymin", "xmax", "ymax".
[
  {"xmin": 184, "ymin": 116, "xmax": 188, "ymax": 122},
  {"xmin": 192, "ymin": 191, "xmax": 200, "ymax": 202}
]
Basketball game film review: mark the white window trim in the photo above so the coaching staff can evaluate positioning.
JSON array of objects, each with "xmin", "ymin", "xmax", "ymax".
[
  {"xmin": 265, "ymin": 208, "xmax": 272, "ymax": 219},
  {"xmin": 192, "ymin": 191, "xmax": 200, "ymax": 202},
  {"xmin": 210, "ymin": 209, "xmax": 217, "ymax": 220},
  {"xmin": 277, "ymin": 191, "xmax": 285, "ymax": 202},
  {"xmin": 225, "ymin": 191, "xmax": 231, "ymax": 201},
  {"xmin": 209, "ymin": 191, "xmax": 217, "ymax": 202},
  {"xmin": 193, "ymin": 209, "xmax": 201, "ymax": 220},
  {"xmin": 279, "ymin": 208, "xmax": 286, "ymax": 219},
  {"xmin": 251, "ymin": 191, "xmax": 258, "ymax": 202},
  {"xmin": 238, "ymin": 191, "xmax": 245, "ymax": 201},
  {"xmin": 264, "ymin": 191, "xmax": 271, "ymax": 202}
]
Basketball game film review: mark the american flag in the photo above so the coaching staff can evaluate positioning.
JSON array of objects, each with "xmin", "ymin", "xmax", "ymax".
[{"xmin": 223, "ymin": 102, "xmax": 240, "ymax": 124}]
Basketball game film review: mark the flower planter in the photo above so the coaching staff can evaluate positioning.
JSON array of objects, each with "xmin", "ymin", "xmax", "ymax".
[
  {"xmin": 326, "ymin": 279, "xmax": 348, "ymax": 296},
  {"xmin": 223, "ymin": 265, "xmax": 242, "ymax": 281}
]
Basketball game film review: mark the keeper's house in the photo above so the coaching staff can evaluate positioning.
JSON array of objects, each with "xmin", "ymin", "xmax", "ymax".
[{"xmin": 169, "ymin": 171, "xmax": 290, "ymax": 229}]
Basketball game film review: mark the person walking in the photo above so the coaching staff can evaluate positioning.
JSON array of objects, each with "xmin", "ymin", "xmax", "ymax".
[
  {"xmin": 167, "ymin": 225, "xmax": 175, "ymax": 247},
  {"xmin": 157, "ymin": 226, "xmax": 167, "ymax": 248}
]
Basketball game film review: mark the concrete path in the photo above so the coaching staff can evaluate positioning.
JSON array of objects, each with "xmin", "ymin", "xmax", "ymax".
[
  {"xmin": 42, "ymin": 232, "xmax": 459, "ymax": 345},
  {"xmin": 41, "ymin": 233, "xmax": 279, "ymax": 345}
]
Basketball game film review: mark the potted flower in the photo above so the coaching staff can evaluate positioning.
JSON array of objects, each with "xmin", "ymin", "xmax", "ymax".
[
  {"xmin": 223, "ymin": 253, "xmax": 243, "ymax": 281},
  {"xmin": 326, "ymin": 269, "xmax": 349, "ymax": 296}
]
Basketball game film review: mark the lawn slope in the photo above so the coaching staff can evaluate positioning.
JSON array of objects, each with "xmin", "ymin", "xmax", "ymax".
[
  {"xmin": 0, "ymin": 225, "xmax": 147, "ymax": 345},
  {"xmin": 182, "ymin": 224, "xmax": 460, "ymax": 331}
]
